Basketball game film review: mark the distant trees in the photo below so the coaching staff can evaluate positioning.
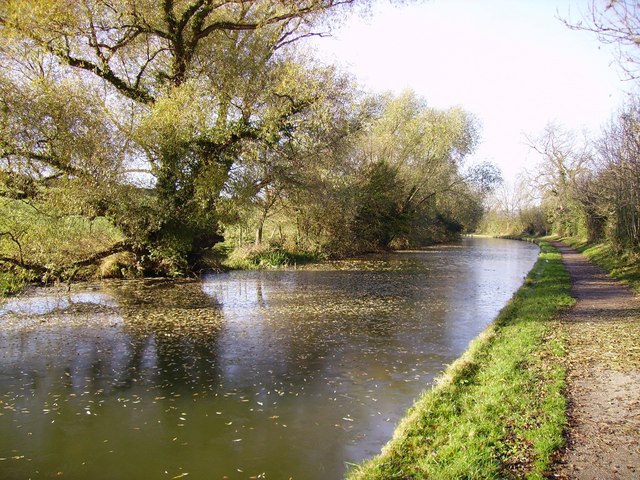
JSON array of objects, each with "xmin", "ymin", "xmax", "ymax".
[
  {"xmin": 517, "ymin": 106, "xmax": 640, "ymax": 251},
  {"xmin": 526, "ymin": 124, "xmax": 592, "ymax": 238},
  {"xmin": 478, "ymin": 178, "xmax": 546, "ymax": 237},
  {"xmin": 475, "ymin": 1, "xmax": 640, "ymax": 244},
  {"xmin": 222, "ymin": 90, "xmax": 499, "ymax": 257}
]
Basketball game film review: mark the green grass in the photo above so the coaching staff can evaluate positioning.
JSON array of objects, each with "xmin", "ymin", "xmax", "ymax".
[
  {"xmin": 560, "ymin": 237, "xmax": 640, "ymax": 294},
  {"xmin": 0, "ymin": 270, "xmax": 28, "ymax": 296},
  {"xmin": 1, "ymin": 199, "xmax": 125, "ymax": 287},
  {"xmin": 222, "ymin": 243, "xmax": 320, "ymax": 269},
  {"xmin": 347, "ymin": 241, "xmax": 574, "ymax": 479}
]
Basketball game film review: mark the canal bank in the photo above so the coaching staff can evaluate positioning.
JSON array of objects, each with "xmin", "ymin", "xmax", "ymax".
[{"xmin": 348, "ymin": 240, "xmax": 575, "ymax": 479}]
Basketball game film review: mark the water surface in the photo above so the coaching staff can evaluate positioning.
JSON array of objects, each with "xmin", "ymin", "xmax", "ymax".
[{"xmin": 0, "ymin": 237, "xmax": 538, "ymax": 479}]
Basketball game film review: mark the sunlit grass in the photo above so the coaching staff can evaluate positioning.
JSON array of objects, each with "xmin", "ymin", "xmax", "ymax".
[
  {"xmin": 347, "ymin": 241, "xmax": 573, "ymax": 479},
  {"xmin": 0, "ymin": 271, "xmax": 27, "ymax": 296},
  {"xmin": 561, "ymin": 237, "xmax": 640, "ymax": 294},
  {"xmin": 0, "ymin": 200, "xmax": 124, "ymax": 289},
  {"xmin": 222, "ymin": 243, "xmax": 320, "ymax": 269}
]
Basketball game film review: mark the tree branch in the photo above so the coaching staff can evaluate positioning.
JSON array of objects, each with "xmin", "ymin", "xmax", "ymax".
[
  {"xmin": 192, "ymin": 1, "xmax": 338, "ymax": 42},
  {"xmin": 0, "ymin": 255, "xmax": 47, "ymax": 275},
  {"xmin": 69, "ymin": 241, "xmax": 131, "ymax": 269},
  {"xmin": 0, "ymin": 231, "xmax": 24, "ymax": 265},
  {"xmin": 48, "ymin": 45, "xmax": 155, "ymax": 104},
  {"xmin": 0, "ymin": 241, "xmax": 132, "ymax": 277},
  {"xmin": 4, "ymin": 146, "xmax": 84, "ymax": 179}
]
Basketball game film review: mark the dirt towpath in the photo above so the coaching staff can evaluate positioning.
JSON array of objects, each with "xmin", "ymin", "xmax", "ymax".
[{"xmin": 551, "ymin": 242, "xmax": 640, "ymax": 479}]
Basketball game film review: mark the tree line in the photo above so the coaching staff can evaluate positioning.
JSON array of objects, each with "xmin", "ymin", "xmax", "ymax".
[
  {"xmin": 481, "ymin": 0, "xmax": 640, "ymax": 254},
  {"xmin": 0, "ymin": 0, "xmax": 497, "ymax": 281}
]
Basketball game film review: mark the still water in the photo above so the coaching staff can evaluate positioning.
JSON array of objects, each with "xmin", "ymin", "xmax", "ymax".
[{"xmin": 0, "ymin": 237, "xmax": 538, "ymax": 479}]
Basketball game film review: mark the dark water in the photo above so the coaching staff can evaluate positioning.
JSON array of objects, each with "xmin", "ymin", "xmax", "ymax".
[{"xmin": 0, "ymin": 237, "xmax": 538, "ymax": 479}]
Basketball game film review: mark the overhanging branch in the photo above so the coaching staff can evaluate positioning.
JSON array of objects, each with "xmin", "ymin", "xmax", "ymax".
[
  {"xmin": 48, "ymin": 45, "xmax": 155, "ymax": 105},
  {"xmin": 0, "ymin": 241, "xmax": 133, "ymax": 276},
  {"xmin": 69, "ymin": 241, "xmax": 132, "ymax": 269}
]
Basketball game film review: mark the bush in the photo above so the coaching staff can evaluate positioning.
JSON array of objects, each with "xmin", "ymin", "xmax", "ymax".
[
  {"xmin": 0, "ymin": 268, "xmax": 32, "ymax": 296},
  {"xmin": 224, "ymin": 243, "xmax": 319, "ymax": 269}
]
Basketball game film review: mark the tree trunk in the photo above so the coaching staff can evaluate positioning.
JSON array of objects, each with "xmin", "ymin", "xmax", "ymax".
[{"xmin": 255, "ymin": 223, "xmax": 263, "ymax": 245}]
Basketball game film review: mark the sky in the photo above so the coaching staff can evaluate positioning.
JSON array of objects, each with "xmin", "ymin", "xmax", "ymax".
[{"xmin": 307, "ymin": 0, "xmax": 632, "ymax": 182}]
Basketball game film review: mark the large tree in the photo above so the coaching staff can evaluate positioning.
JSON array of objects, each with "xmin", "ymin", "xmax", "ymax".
[
  {"xmin": 0, "ymin": 0, "xmax": 361, "ymax": 274},
  {"xmin": 281, "ymin": 90, "xmax": 496, "ymax": 253},
  {"xmin": 352, "ymin": 91, "xmax": 494, "ymax": 248},
  {"xmin": 526, "ymin": 123, "xmax": 593, "ymax": 237}
]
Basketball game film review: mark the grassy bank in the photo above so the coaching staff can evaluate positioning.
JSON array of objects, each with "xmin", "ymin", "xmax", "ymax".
[
  {"xmin": 347, "ymin": 241, "xmax": 574, "ymax": 479},
  {"xmin": 220, "ymin": 242, "xmax": 322, "ymax": 269},
  {"xmin": 559, "ymin": 237, "xmax": 640, "ymax": 294}
]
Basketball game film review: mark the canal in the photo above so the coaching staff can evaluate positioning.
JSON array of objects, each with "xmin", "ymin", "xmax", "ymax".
[{"xmin": 0, "ymin": 237, "xmax": 539, "ymax": 479}]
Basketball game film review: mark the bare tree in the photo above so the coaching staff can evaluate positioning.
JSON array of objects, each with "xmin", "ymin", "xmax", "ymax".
[
  {"xmin": 526, "ymin": 123, "xmax": 592, "ymax": 236},
  {"xmin": 563, "ymin": 0, "xmax": 640, "ymax": 80},
  {"xmin": 594, "ymin": 98, "xmax": 640, "ymax": 248}
]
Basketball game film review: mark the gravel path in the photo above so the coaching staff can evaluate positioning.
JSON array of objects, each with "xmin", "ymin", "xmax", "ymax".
[{"xmin": 552, "ymin": 242, "xmax": 640, "ymax": 479}]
